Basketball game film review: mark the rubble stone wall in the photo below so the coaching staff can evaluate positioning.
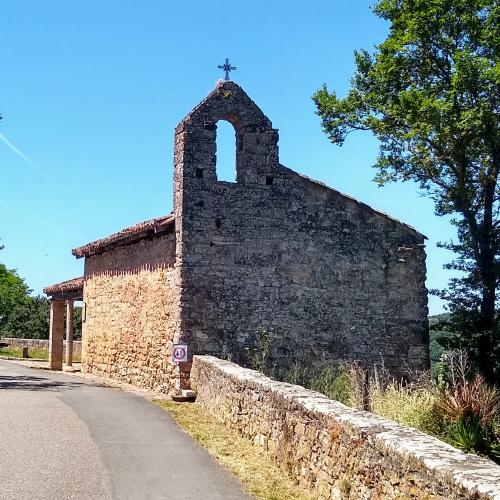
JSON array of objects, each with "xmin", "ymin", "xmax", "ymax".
[
  {"xmin": 191, "ymin": 355, "xmax": 500, "ymax": 500},
  {"xmin": 82, "ymin": 233, "xmax": 181, "ymax": 394},
  {"xmin": 175, "ymin": 81, "xmax": 428, "ymax": 377}
]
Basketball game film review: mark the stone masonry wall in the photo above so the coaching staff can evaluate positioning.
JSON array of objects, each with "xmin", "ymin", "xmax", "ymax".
[
  {"xmin": 0, "ymin": 338, "xmax": 82, "ymax": 358},
  {"xmin": 82, "ymin": 233, "xmax": 181, "ymax": 394},
  {"xmin": 192, "ymin": 355, "xmax": 500, "ymax": 500},
  {"xmin": 174, "ymin": 81, "xmax": 428, "ymax": 378}
]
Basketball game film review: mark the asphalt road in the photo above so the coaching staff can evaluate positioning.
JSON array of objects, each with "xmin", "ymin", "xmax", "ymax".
[{"xmin": 0, "ymin": 359, "xmax": 251, "ymax": 500}]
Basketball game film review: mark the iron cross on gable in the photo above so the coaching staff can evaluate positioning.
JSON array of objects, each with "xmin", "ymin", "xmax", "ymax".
[{"xmin": 218, "ymin": 58, "xmax": 236, "ymax": 80}]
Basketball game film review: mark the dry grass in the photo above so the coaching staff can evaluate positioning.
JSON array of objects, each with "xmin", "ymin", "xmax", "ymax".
[
  {"xmin": 369, "ymin": 382, "xmax": 443, "ymax": 436},
  {"xmin": 155, "ymin": 400, "xmax": 314, "ymax": 500}
]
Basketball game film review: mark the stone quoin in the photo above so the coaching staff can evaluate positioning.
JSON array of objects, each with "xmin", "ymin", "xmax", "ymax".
[{"xmin": 44, "ymin": 80, "xmax": 429, "ymax": 394}]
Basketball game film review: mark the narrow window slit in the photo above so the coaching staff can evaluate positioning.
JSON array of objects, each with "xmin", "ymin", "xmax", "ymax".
[{"xmin": 215, "ymin": 120, "xmax": 237, "ymax": 182}]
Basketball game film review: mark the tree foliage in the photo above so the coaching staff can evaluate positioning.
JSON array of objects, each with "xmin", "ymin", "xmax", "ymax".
[
  {"xmin": 1, "ymin": 296, "xmax": 82, "ymax": 340},
  {"xmin": 313, "ymin": 0, "xmax": 499, "ymax": 381},
  {"xmin": 2, "ymin": 295, "xmax": 50, "ymax": 339},
  {"xmin": 0, "ymin": 243, "xmax": 82, "ymax": 340},
  {"xmin": 0, "ymin": 263, "xmax": 29, "ymax": 330}
]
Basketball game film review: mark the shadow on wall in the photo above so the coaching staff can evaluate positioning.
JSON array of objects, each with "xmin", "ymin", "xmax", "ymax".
[{"xmin": 85, "ymin": 261, "xmax": 175, "ymax": 279}]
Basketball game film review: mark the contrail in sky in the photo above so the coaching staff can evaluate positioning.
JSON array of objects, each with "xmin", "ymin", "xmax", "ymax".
[
  {"xmin": 0, "ymin": 132, "xmax": 40, "ymax": 171},
  {"xmin": 0, "ymin": 200, "xmax": 83, "ymax": 240}
]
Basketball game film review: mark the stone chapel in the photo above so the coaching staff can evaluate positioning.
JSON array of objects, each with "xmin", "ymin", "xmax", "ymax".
[{"xmin": 44, "ymin": 80, "xmax": 429, "ymax": 394}]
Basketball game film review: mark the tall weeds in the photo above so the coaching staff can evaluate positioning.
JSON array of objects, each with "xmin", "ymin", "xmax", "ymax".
[
  {"xmin": 436, "ymin": 351, "xmax": 500, "ymax": 457},
  {"xmin": 309, "ymin": 365, "xmax": 354, "ymax": 406},
  {"xmin": 245, "ymin": 328, "xmax": 500, "ymax": 462},
  {"xmin": 301, "ymin": 351, "xmax": 500, "ymax": 462}
]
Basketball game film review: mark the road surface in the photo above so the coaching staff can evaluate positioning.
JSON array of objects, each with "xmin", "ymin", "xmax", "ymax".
[{"xmin": 0, "ymin": 359, "xmax": 250, "ymax": 500}]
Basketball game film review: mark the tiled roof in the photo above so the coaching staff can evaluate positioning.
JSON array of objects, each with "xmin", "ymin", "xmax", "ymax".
[
  {"xmin": 72, "ymin": 214, "xmax": 175, "ymax": 258},
  {"xmin": 43, "ymin": 276, "xmax": 84, "ymax": 296}
]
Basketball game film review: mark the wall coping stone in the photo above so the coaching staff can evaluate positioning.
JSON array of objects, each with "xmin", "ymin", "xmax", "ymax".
[{"xmin": 192, "ymin": 355, "xmax": 500, "ymax": 499}]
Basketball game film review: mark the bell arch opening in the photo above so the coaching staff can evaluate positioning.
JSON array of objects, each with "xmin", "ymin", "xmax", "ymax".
[{"xmin": 215, "ymin": 120, "xmax": 237, "ymax": 183}]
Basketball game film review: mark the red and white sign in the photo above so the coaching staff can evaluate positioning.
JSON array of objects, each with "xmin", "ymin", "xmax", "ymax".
[{"xmin": 171, "ymin": 344, "xmax": 188, "ymax": 363}]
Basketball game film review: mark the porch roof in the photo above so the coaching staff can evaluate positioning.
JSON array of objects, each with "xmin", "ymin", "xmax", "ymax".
[
  {"xmin": 72, "ymin": 214, "xmax": 175, "ymax": 259},
  {"xmin": 44, "ymin": 276, "xmax": 84, "ymax": 301}
]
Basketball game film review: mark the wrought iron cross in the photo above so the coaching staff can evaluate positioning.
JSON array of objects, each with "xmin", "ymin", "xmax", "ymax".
[{"xmin": 218, "ymin": 58, "xmax": 236, "ymax": 80}]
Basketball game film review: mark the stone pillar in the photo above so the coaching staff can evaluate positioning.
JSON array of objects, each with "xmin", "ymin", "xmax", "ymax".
[
  {"xmin": 65, "ymin": 300, "xmax": 74, "ymax": 366},
  {"xmin": 80, "ymin": 302, "xmax": 87, "ymax": 370},
  {"xmin": 49, "ymin": 300, "xmax": 65, "ymax": 370}
]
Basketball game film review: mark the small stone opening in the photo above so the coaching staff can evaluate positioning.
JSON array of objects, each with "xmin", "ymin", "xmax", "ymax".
[
  {"xmin": 215, "ymin": 218, "xmax": 222, "ymax": 228},
  {"xmin": 215, "ymin": 120, "xmax": 237, "ymax": 183},
  {"xmin": 266, "ymin": 176, "xmax": 274, "ymax": 186},
  {"xmin": 196, "ymin": 168, "xmax": 204, "ymax": 179}
]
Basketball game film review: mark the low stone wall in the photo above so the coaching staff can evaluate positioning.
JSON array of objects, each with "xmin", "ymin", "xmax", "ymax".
[
  {"xmin": 0, "ymin": 338, "xmax": 82, "ymax": 358},
  {"xmin": 191, "ymin": 355, "xmax": 500, "ymax": 500}
]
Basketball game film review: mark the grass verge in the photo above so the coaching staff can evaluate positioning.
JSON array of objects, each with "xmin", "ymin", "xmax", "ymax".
[
  {"xmin": 155, "ymin": 400, "xmax": 313, "ymax": 500},
  {"xmin": 0, "ymin": 346, "xmax": 49, "ymax": 359},
  {"xmin": 0, "ymin": 347, "xmax": 80, "ymax": 362}
]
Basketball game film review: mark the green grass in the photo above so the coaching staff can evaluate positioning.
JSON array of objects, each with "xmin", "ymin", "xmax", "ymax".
[
  {"xmin": 155, "ymin": 400, "xmax": 314, "ymax": 500},
  {"xmin": 0, "ymin": 346, "xmax": 81, "ymax": 362},
  {"xmin": 0, "ymin": 347, "xmax": 28, "ymax": 358},
  {"xmin": 0, "ymin": 346, "xmax": 49, "ymax": 359}
]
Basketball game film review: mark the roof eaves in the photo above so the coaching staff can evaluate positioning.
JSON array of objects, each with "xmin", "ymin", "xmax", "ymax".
[
  {"xmin": 72, "ymin": 214, "xmax": 175, "ymax": 259},
  {"xmin": 43, "ymin": 276, "xmax": 84, "ymax": 296}
]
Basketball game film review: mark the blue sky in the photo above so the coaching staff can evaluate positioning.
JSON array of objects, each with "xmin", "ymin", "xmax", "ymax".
[{"xmin": 1, "ymin": 0, "xmax": 455, "ymax": 314}]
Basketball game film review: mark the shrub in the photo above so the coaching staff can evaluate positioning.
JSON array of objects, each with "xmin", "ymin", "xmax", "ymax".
[
  {"xmin": 435, "ymin": 350, "xmax": 500, "ymax": 459},
  {"xmin": 309, "ymin": 365, "xmax": 354, "ymax": 406},
  {"xmin": 247, "ymin": 328, "xmax": 272, "ymax": 374},
  {"xmin": 282, "ymin": 361, "xmax": 309, "ymax": 386},
  {"xmin": 248, "ymin": 338, "xmax": 500, "ymax": 463}
]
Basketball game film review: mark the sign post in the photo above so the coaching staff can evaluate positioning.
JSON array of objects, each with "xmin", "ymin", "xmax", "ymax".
[
  {"xmin": 171, "ymin": 343, "xmax": 195, "ymax": 401},
  {"xmin": 171, "ymin": 343, "xmax": 188, "ymax": 363}
]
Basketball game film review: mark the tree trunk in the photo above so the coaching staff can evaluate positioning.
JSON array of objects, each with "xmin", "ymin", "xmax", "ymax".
[
  {"xmin": 477, "ymin": 252, "xmax": 497, "ymax": 382},
  {"xmin": 480, "ymin": 260, "xmax": 496, "ymax": 329}
]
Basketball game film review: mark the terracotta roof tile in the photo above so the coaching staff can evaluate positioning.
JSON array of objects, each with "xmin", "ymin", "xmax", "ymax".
[
  {"xmin": 43, "ymin": 276, "xmax": 84, "ymax": 296},
  {"xmin": 72, "ymin": 214, "xmax": 175, "ymax": 258}
]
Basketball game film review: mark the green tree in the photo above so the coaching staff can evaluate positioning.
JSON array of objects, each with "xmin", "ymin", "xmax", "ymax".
[
  {"xmin": 2, "ymin": 295, "xmax": 50, "ymax": 339},
  {"xmin": 0, "ymin": 263, "xmax": 30, "ymax": 331},
  {"xmin": 1, "ymin": 296, "xmax": 82, "ymax": 340},
  {"xmin": 0, "ymin": 243, "xmax": 73, "ymax": 340},
  {"xmin": 313, "ymin": 0, "xmax": 499, "ymax": 381},
  {"xmin": 73, "ymin": 305, "xmax": 82, "ymax": 341}
]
